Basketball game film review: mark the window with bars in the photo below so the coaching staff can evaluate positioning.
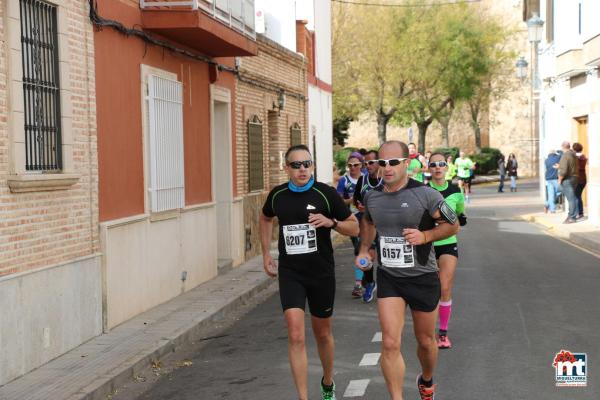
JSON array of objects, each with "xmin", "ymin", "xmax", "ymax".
[
  {"xmin": 247, "ymin": 115, "xmax": 263, "ymax": 192},
  {"xmin": 20, "ymin": 0, "xmax": 62, "ymax": 171},
  {"xmin": 147, "ymin": 74, "xmax": 185, "ymax": 212},
  {"xmin": 290, "ymin": 122, "xmax": 302, "ymax": 147}
]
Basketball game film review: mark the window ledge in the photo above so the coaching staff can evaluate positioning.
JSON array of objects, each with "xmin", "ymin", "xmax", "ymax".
[{"xmin": 8, "ymin": 173, "xmax": 80, "ymax": 193}]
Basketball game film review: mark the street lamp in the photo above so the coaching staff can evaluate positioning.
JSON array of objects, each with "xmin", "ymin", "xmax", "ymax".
[
  {"xmin": 516, "ymin": 56, "xmax": 528, "ymax": 81},
  {"xmin": 527, "ymin": 12, "xmax": 544, "ymax": 44},
  {"xmin": 526, "ymin": 11, "xmax": 544, "ymax": 182}
]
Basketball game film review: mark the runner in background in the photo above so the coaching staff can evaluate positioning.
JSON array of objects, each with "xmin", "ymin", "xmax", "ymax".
[
  {"xmin": 455, "ymin": 150, "xmax": 475, "ymax": 203},
  {"xmin": 407, "ymin": 143, "xmax": 427, "ymax": 183},
  {"xmin": 445, "ymin": 154, "xmax": 457, "ymax": 182},
  {"xmin": 427, "ymin": 153, "xmax": 467, "ymax": 349},
  {"xmin": 336, "ymin": 152, "xmax": 366, "ymax": 298},
  {"xmin": 423, "ymin": 151, "xmax": 432, "ymax": 185},
  {"xmin": 353, "ymin": 150, "xmax": 383, "ymax": 303}
]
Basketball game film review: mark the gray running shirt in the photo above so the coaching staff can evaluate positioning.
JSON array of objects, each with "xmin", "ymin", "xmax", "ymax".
[{"xmin": 363, "ymin": 179, "xmax": 445, "ymax": 278}]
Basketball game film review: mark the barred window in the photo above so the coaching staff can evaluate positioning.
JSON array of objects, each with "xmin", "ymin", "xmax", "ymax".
[
  {"xmin": 147, "ymin": 75, "xmax": 185, "ymax": 212},
  {"xmin": 248, "ymin": 115, "xmax": 263, "ymax": 192},
  {"xmin": 290, "ymin": 122, "xmax": 302, "ymax": 147},
  {"xmin": 20, "ymin": 0, "xmax": 62, "ymax": 171}
]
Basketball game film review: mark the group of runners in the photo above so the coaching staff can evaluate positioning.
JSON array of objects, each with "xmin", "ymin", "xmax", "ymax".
[{"xmin": 260, "ymin": 141, "xmax": 468, "ymax": 400}]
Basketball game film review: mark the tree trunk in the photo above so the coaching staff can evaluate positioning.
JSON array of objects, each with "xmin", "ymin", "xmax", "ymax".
[
  {"xmin": 441, "ymin": 119, "xmax": 450, "ymax": 148},
  {"xmin": 417, "ymin": 121, "xmax": 432, "ymax": 154},
  {"xmin": 474, "ymin": 123, "xmax": 482, "ymax": 152},
  {"xmin": 376, "ymin": 112, "xmax": 388, "ymax": 145},
  {"xmin": 469, "ymin": 103, "xmax": 482, "ymax": 153}
]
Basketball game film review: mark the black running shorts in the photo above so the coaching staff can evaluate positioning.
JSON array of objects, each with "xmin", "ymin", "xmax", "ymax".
[
  {"xmin": 459, "ymin": 176, "xmax": 472, "ymax": 184},
  {"xmin": 434, "ymin": 243, "xmax": 459, "ymax": 259},
  {"xmin": 278, "ymin": 268, "xmax": 335, "ymax": 318},
  {"xmin": 376, "ymin": 269, "xmax": 440, "ymax": 312}
]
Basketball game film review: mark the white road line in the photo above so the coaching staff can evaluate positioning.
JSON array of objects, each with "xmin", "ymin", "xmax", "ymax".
[
  {"xmin": 359, "ymin": 352, "xmax": 381, "ymax": 366},
  {"xmin": 344, "ymin": 379, "xmax": 370, "ymax": 397},
  {"xmin": 371, "ymin": 332, "xmax": 382, "ymax": 342}
]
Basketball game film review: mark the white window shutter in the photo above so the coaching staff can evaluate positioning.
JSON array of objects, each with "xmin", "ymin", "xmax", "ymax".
[{"xmin": 147, "ymin": 75, "xmax": 185, "ymax": 212}]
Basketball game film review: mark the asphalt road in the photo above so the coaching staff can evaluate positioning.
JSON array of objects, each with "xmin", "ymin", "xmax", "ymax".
[{"xmin": 123, "ymin": 180, "xmax": 600, "ymax": 399}]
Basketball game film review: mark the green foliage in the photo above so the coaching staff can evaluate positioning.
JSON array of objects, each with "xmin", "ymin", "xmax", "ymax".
[
  {"xmin": 333, "ymin": 0, "xmax": 515, "ymax": 149},
  {"xmin": 334, "ymin": 148, "xmax": 355, "ymax": 174},
  {"xmin": 469, "ymin": 147, "xmax": 503, "ymax": 174},
  {"xmin": 333, "ymin": 116, "xmax": 353, "ymax": 147},
  {"xmin": 433, "ymin": 147, "xmax": 460, "ymax": 160}
]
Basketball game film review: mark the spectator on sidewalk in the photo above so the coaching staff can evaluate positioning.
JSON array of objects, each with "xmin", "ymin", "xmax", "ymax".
[
  {"xmin": 497, "ymin": 154, "xmax": 506, "ymax": 193},
  {"xmin": 573, "ymin": 142, "xmax": 588, "ymax": 220},
  {"xmin": 507, "ymin": 153, "xmax": 518, "ymax": 192},
  {"xmin": 558, "ymin": 141, "xmax": 579, "ymax": 224},
  {"xmin": 544, "ymin": 149, "xmax": 561, "ymax": 213}
]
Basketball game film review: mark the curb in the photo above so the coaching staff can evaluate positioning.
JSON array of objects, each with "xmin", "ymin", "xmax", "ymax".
[
  {"xmin": 520, "ymin": 214, "xmax": 600, "ymax": 256},
  {"xmin": 0, "ymin": 257, "xmax": 277, "ymax": 400},
  {"xmin": 569, "ymin": 232, "xmax": 600, "ymax": 256},
  {"xmin": 83, "ymin": 275, "xmax": 276, "ymax": 400},
  {"xmin": 521, "ymin": 214, "xmax": 556, "ymax": 230}
]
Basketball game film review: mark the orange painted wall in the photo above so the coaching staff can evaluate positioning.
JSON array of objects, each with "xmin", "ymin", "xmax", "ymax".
[{"xmin": 95, "ymin": 0, "xmax": 236, "ymax": 221}]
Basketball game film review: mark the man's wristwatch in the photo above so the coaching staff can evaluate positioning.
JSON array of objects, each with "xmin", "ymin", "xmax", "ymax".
[{"xmin": 331, "ymin": 218, "xmax": 338, "ymax": 230}]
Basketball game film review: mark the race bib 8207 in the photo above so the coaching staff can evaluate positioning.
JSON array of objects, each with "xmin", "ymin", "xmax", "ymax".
[{"xmin": 283, "ymin": 224, "xmax": 317, "ymax": 255}]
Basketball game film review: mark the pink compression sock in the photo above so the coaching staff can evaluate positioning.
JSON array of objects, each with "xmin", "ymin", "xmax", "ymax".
[{"xmin": 439, "ymin": 300, "xmax": 452, "ymax": 332}]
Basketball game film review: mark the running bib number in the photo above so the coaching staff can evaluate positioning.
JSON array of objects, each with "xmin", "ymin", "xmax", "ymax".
[
  {"xmin": 283, "ymin": 224, "xmax": 317, "ymax": 255},
  {"xmin": 379, "ymin": 236, "xmax": 415, "ymax": 268}
]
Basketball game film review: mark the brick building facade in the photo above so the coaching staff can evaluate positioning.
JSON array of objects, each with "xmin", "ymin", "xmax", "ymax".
[
  {"xmin": 0, "ymin": 0, "xmax": 101, "ymax": 385},
  {"xmin": 235, "ymin": 34, "xmax": 308, "ymax": 260}
]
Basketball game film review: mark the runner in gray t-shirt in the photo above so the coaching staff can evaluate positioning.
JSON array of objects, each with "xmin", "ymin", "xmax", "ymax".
[
  {"xmin": 363, "ymin": 182, "xmax": 444, "ymax": 278},
  {"xmin": 355, "ymin": 140, "xmax": 459, "ymax": 400}
]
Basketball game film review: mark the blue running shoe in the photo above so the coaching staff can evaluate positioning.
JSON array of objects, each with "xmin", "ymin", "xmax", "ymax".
[{"xmin": 362, "ymin": 282, "xmax": 376, "ymax": 303}]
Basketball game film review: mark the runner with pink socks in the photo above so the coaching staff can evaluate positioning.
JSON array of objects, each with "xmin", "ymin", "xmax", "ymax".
[{"xmin": 427, "ymin": 153, "xmax": 467, "ymax": 349}]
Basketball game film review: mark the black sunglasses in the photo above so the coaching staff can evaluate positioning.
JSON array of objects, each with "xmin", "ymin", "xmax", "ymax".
[
  {"xmin": 429, "ymin": 161, "xmax": 448, "ymax": 168},
  {"xmin": 366, "ymin": 160, "xmax": 379, "ymax": 166},
  {"xmin": 288, "ymin": 160, "xmax": 313, "ymax": 169},
  {"xmin": 377, "ymin": 158, "xmax": 407, "ymax": 167}
]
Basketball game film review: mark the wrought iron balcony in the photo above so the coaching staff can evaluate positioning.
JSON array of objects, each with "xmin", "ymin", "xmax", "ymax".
[{"xmin": 140, "ymin": 0, "xmax": 257, "ymax": 56}]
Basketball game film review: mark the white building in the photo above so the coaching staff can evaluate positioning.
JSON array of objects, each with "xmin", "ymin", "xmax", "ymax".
[
  {"xmin": 534, "ymin": 0, "xmax": 599, "ymax": 224},
  {"xmin": 256, "ymin": 0, "xmax": 334, "ymax": 183}
]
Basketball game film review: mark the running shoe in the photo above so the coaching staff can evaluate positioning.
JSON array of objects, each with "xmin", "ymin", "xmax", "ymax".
[
  {"xmin": 416, "ymin": 375, "xmax": 436, "ymax": 400},
  {"xmin": 362, "ymin": 282, "xmax": 377, "ymax": 303},
  {"xmin": 320, "ymin": 378, "xmax": 336, "ymax": 400},
  {"xmin": 437, "ymin": 334, "xmax": 452, "ymax": 349},
  {"xmin": 351, "ymin": 284, "xmax": 363, "ymax": 298}
]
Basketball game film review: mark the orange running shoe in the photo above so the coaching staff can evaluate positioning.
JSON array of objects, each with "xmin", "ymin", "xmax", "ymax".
[{"xmin": 416, "ymin": 374, "xmax": 436, "ymax": 400}]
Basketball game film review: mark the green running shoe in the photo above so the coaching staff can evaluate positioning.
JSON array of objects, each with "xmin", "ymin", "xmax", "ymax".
[{"xmin": 320, "ymin": 377, "xmax": 336, "ymax": 400}]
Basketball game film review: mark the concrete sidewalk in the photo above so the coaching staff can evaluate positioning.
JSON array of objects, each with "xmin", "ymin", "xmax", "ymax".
[
  {"xmin": 0, "ymin": 253, "xmax": 277, "ymax": 400},
  {"xmin": 521, "ymin": 210, "xmax": 600, "ymax": 256}
]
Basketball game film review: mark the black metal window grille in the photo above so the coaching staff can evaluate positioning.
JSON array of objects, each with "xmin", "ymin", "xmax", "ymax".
[
  {"xmin": 20, "ymin": 0, "xmax": 62, "ymax": 171},
  {"xmin": 248, "ymin": 115, "xmax": 264, "ymax": 192}
]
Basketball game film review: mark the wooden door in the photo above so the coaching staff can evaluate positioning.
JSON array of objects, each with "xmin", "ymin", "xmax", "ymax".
[{"xmin": 576, "ymin": 117, "xmax": 588, "ymax": 206}]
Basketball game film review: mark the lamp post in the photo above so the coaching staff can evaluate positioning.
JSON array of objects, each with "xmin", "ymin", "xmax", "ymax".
[
  {"xmin": 515, "ymin": 56, "xmax": 528, "ymax": 82},
  {"xmin": 527, "ymin": 12, "xmax": 544, "ymax": 180}
]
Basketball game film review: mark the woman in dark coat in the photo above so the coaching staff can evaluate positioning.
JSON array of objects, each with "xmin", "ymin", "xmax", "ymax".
[{"xmin": 507, "ymin": 153, "xmax": 518, "ymax": 192}]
